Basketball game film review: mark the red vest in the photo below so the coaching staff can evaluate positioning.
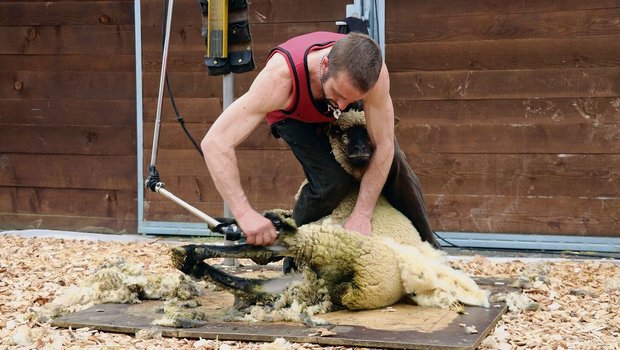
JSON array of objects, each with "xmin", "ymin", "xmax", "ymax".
[{"xmin": 265, "ymin": 32, "xmax": 346, "ymax": 125}]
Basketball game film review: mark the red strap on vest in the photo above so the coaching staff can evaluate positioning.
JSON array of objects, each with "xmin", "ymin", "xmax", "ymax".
[{"xmin": 265, "ymin": 32, "xmax": 346, "ymax": 125}]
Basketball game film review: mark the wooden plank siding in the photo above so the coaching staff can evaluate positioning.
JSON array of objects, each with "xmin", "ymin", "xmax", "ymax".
[
  {"xmin": 0, "ymin": 0, "xmax": 618, "ymax": 238},
  {"xmin": 386, "ymin": 1, "xmax": 620, "ymax": 236},
  {"xmin": 0, "ymin": 0, "xmax": 137, "ymax": 232}
]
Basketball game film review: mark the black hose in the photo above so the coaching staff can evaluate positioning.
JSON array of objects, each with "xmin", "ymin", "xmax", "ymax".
[{"xmin": 161, "ymin": 0, "xmax": 205, "ymax": 159}]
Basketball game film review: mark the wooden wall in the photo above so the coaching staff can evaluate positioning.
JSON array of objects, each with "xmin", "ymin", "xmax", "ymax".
[
  {"xmin": 385, "ymin": 1, "xmax": 620, "ymax": 236},
  {"xmin": 0, "ymin": 0, "xmax": 137, "ymax": 233},
  {"xmin": 1, "ymin": 0, "xmax": 618, "ymax": 238}
]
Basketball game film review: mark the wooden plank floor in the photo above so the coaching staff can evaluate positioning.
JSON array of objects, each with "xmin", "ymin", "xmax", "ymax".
[{"xmin": 51, "ymin": 278, "xmax": 510, "ymax": 349}]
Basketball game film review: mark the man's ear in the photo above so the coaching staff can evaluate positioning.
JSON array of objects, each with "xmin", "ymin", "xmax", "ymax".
[{"xmin": 321, "ymin": 55, "xmax": 329, "ymax": 74}]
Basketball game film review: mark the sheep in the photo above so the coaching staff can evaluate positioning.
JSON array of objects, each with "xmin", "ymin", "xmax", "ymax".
[{"xmin": 172, "ymin": 110, "xmax": 489, "ymax": 320}]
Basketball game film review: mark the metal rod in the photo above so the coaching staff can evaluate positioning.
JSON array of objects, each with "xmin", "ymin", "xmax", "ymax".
[
  {"xmin": 222, "ymin": 73, "xmax": 238, "ymax": 265},
  {"xmin": 222, "ymin": 73, "xmax": 235, "ymax": 219},
  {"xmin": 149, "ymin": 0, "xmax": 175, "ymax": 167},
  {"xmin": 155, "ymin": 184, "xmax": 221, "ymax": 228},
  {"xmin": 135, "ymin": 0, "xmax": 145, "ymax": 233},
  {"xmin": 376, "ymin": 0, "xmax": 386, "ymax": 59}
]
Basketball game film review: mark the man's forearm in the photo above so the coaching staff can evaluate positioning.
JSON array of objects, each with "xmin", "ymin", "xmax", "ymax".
[
  {"xmin": 351, "ymin": 142, "xmax": 394, "ymax": 219},
  {"xmin": 203, "ymin": 143, "xmax": 253, "ymax": 219}
]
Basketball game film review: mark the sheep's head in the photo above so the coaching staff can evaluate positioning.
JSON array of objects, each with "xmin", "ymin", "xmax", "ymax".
[{"xmin": 327, "ymin": 109, "xmax": 372, "ymax": 179}]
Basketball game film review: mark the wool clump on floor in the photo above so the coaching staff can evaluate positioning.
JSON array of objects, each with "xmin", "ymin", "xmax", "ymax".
[
  {"xmin": 233, "ymin": 269, "xmax": 333, "ymax": 325},
  {"xmin": 38, "ymin": 259, "xmax": 207, "ymax": 326}
]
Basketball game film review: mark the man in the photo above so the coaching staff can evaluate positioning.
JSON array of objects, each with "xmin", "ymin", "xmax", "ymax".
[{"xmin": 202, "ymin": 31, "xmax": 439, "ymax": 249}]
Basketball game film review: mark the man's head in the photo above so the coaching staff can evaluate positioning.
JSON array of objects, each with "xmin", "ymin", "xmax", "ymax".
[{"xmin": 321, "ymin": 33, "xmax": 383, "ymax": 111}]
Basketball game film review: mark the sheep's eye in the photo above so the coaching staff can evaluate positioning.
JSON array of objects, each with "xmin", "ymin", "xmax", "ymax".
[{"xmin": 341, "ymin": 134, "xmax": 350, "ymax": 145}]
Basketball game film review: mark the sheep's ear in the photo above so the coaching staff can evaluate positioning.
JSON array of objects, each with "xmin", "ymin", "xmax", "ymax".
[{"xmin": 329, "ymin": 124, "xmax": 344, "ymax": 136}]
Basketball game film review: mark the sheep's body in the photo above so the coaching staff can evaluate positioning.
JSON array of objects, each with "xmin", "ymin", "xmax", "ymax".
[
  {"xmin": 279, "ymin": 187, "xmax": 488, "ymax": 311},
  {"xmin": 281, "ymin": 205, "xmax": 405, "ymax": 310}
]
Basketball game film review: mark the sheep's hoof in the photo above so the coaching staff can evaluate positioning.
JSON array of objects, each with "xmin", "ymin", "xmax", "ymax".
[
  {"xmin": 449, "ymin": 300, "xmax": 465, "ymax": 314},
  {"xmin": 171, "ymin": 245, "xmax": 200, "ymax": 275}
]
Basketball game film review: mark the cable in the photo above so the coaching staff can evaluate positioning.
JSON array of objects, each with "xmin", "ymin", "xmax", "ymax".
[
  {"xmin": 165, "ymin": 74, "xmax": 204, "ymax": 157},
  {"xmin": 434, "ymin": 231, "xmax": 458, "ymax": 248},
  {"xmin": 434, "ymin": 232, "xmax": 618, "ymax": 260},
  {"xmin": 160, "ymin": 0, "xmax": 205, "ymax": 159}
]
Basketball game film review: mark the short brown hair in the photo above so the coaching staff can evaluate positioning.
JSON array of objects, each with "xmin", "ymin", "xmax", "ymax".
[{"xmin": 326, "ymin": 33, "xmax": 383, "ymax": 92}]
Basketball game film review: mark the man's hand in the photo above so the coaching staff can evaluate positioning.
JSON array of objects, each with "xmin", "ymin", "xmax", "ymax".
[
  {"xmin": 344, "ymin": 213, "xmax": 372, "ymax": 236},
  {"xmin": 236, "ymin": 209, "xmax": 278, "ymax": 246}
]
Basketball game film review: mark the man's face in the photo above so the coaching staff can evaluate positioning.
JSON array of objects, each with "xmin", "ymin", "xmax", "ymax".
[{"xmin": 322, "ymin": 70, "xmax": 367, "ymax": 117}]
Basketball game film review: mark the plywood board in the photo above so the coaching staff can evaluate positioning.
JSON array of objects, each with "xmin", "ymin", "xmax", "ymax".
[{"xmin": 51, "ymin": 278, "xmax": 509, "ymax": 350}]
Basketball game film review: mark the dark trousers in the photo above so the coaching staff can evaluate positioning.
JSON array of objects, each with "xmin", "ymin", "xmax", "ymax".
[{"xmin": 272, "ymin": 118, "xmax": 440, "ymax": 248}]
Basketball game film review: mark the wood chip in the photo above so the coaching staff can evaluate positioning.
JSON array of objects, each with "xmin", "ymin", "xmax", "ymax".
[
  {"xmin": 308, "ymin": 328, "xmax": 337, "ymax": 337},
  {"xmin": 1, "ymin": 234, "xmax": 618, "ymax": 349},
  {"xmin": 465, "ymin": 325, "xmax": 478, "ymax": 334}
]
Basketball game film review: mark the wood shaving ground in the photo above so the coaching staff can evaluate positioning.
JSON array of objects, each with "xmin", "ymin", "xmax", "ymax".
[
  {"xmin": 308, "ymin": 328, "xmax": 338, "ymax": 337},
  {"xmin": 451, "ymin": 256, "xmax": 620, "ymax": 350},
  {"xmin": 0, "ymin": 235, "xmax": 618, "ymax": 349}
]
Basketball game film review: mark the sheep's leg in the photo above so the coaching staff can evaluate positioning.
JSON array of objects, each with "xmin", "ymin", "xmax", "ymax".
[
  {"xmin": 174, "ymin": 243, "xmax": 283, "ymax": 264},
  {"xmin": 189, "ymin": 259, "xmax": 276, "ymax": 304},
  {"xmin": 171, "ymin": 244, "xmax": 296, "ymax": 305},
  {"xmin": 171, "ymin": 243, "xmax": 288, "ymax": 276}
]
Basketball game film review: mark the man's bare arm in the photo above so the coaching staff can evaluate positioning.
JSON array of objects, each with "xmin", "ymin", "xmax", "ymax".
[
  {"xmin": 344, "ymin": 64, "xmax": 395, "ymax": 235},
  {"xmin": 201, "ymin": 54, "xmax": 292, "ymax": 245}
]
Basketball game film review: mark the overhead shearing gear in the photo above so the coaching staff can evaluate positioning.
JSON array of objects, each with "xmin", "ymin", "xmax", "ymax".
[
  {"xmin": 199, "ymin": 0, "xmax": 255, "ymax": 76},
  {"xmin": 205, "ymin": 0, "xmax": 228, "ymax": 57}
]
